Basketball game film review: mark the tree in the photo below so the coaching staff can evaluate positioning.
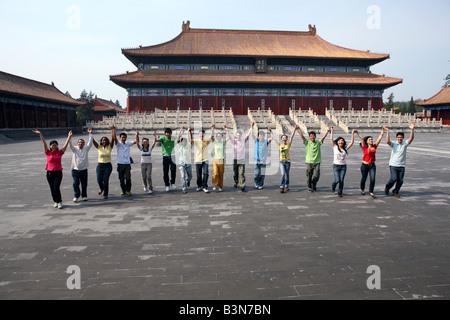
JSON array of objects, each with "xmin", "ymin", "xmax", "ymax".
[
  {"xmin": 76, "ymin": 90, "xmax": 95, "ymax": 127},
  {"xmin": 407, "ymin": 96, "xmax": 416, "ymax": 115},
  {"xmin": 385, "ymin": 93, "xmax": 394, "ymax": 111},
  {"xmin": 115, "ymin": 99, "xmax": 122, "ymax": 108},
  {"xmin": 446, "ymin": 74, "xmax": 450, "ymax": 86}
]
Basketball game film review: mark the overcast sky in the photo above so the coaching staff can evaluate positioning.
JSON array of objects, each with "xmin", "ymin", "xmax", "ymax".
[{"xmin": 0, "ymin": 0, "xmax": 448, "ymax": 108}]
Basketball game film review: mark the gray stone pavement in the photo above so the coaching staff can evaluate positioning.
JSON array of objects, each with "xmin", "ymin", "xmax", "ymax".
[{"xmin": 0, "ymin": 131, "xmax": 449, "ymax": 300}]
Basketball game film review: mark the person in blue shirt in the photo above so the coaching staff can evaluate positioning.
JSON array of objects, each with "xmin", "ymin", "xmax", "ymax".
[
  {"xmin": 252, "ymin": 127, "xmax": 273, "ymax": 190},
  {"xmin": 384, "ymin": 122, "xmax": 415, "ymax": 198}
]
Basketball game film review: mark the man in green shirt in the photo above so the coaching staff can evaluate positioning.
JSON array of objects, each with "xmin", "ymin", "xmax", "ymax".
[
  {"xmin": 156, "ymin": 128, "xmax": 177, "ymax": 192},
  {"xmin": 297, "ymin": 127, "xmax": 331, "ymax": 192}
]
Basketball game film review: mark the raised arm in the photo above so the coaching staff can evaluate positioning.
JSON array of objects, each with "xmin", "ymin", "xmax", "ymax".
[
  {"xmin": 110, "ymin": 125, "xmax": 117, "ymax": 146},
  {"xmin": 210, "ymin": 125, "xmax": 215, "ymax": 142},
  {"xmin": 296, "ymin": 127, "xmax": 306, "ymax": 142},
  {"xmin": 223, "ymin": 125, "xmax": 231, "ymax": 142},
  {"xmin": 384, "ymin": 126, "xmax": 391, "ymax": 146},
  {"xmin": 357, "ymin": 131, "xmax": 365, "ymax": 147},
  {"xmin": 320, "ymin": 126, "xmax": 331, "ymax": 144},
  {"xmin": 245, "ymin": 122, "xmax": 255, "ymax": 140},
  {"xmin": 187, "ymin": 127, "xmax": 192, "ymax": 144},
  {"xmin": 289, "ymin": 125, "xmax": 298, "ymax": 145},
  {"xmin": 347, "ymin": 129, "xmax": 356, "ymax": 150},
  {"xmin": 85, "ymin": 128, "xmax": 94, "ymax": 150},
  {"xmin": 61, "ymin": 131, "xmax": 73, "ymax": 153},
  {"xmin": 92, "ymin": 137, "xmax": 99, "ymax": 149},
  {"xmin": 407, "ymin": 122, "xmax": 415, "ymax": 145},
  {"xmin": 267, "ymin": 127, "xmax": 273, "ymax": 143},
  {"xmin": 33, "ymin": 130, "xmax": 48, "ymax": 153},
  {"xmin": 375, "ymin": 127, "xmax": 386, "ymax": 146},
  {"xmin": 151, "ymin": 131, "xmax": 157, "ymax": 149},
  {"xmin": 136, "ymin": 131, "xmax": 141, "ymax": 150},
  {"xmin": 176, "ymin": 127, "xmax": 185, "ymax": 144},
  {"xmin": 330, "ymin": 127, "xmax": 335, "ymax": 147}
]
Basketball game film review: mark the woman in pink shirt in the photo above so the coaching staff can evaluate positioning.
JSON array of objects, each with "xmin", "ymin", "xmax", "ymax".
[{"xmin": 33, "ymin": 130, "xmax": 72, "ymax": 209}]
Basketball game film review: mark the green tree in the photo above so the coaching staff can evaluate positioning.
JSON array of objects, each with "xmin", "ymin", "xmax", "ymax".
[
  {"xmin": 76, "ymin": 90, "xmax": 95, "ymax": 127},
  {"xmin": 115, "ymin": 99, "xmax": 122, "ymax": 108},
  {"xmin": 446, "ymin": 74, "xmax": 450, "ymax": 86},
  {"xmin": 407, "ymin": 96, "xmax": 416, "ymax": 115},
  {"xmin": 385, "ymin": 93, "xmax": 394, "ymax": 111}
]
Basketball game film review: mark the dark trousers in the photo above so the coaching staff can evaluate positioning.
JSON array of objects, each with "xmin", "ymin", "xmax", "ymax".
[
  {"xmin": 306, "ymin": 163, "xmax": 321, "ymax": 188},
  {"xmin": 233, "ymin": 160, "xmax": 246, "ymax": 188},
  {"xmin": 361, "ymin": 163, "xmax": 376, "ymax": 193},
  {"xmin": 46, "ymin": 171, "xmax": 63, "ymax": 203},
  {"xmin": 332, "ymin": 164, "xmax": 347, "ymax": 194},
  {"xmin": 117, "ymin": 163, "xmax": 132, "ymax": 193},
  {"xmin": 72, "ymin": 169, "xmax": 88, "ymax": 198},
  {"xmin": 385, "ymin": 166, "xmax": 405, "ymax": 194},
  {"xmin": 163, "ymin": 156, "xmax": 176, "ymax": 187},
  {"xmin": 97, "ymin": 163, "xmax": 112, "ymax": 197},
  {"xmin": 196, "ymin": 162, "xmax": 209, "ymax": 189}
]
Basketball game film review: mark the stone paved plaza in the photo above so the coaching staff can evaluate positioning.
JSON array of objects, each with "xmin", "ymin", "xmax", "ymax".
[{"xmin": 0, "ymin": 131, "xmax": 449, "ymax": 300}]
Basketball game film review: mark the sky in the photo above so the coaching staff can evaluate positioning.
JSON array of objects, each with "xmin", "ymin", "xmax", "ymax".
[{"xmin": 0, "ymin": 0, "xmax": 449, "ymax": 108}]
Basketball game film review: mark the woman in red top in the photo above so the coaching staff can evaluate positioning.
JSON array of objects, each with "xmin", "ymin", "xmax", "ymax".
[
  {"xmin": 33, "ymin": 130, "xmax": 72, "ymax": 209},
  {"xmin": 357, "ymin": 128, "xmax": 386, "ymax": 198}
]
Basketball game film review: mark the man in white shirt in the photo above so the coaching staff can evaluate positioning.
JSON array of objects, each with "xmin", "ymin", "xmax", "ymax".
[
  {"xmin": 69, "ymin": 128, "xmax": 94, "ymax": 202},
  {"xmin": 113, "ymin": 131, "xmax": 138, "ymax": 196}
]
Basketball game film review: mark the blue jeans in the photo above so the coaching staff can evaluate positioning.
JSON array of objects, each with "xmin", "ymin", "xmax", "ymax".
[
  {"xmin": 196, "ymin": 162, "xmax": 209, "ymax": 189},
  {"xmin": 96, "ymin": 163, "xmax": 112, "ymax": 197},
  {"xmin": 279, "ymin": 161, "xmax": 291, "ymax": 187},
  {"xmin": 72, "ymin": 169, "xmax": 88, "ymax": 198},
  {"xmin": 360, "ymin": 163, "xmax": 376, "ymax": 193},
  {"xmin": 179, "ymin": 164, "xmax": 192, "ymax": 190},
  {"xmin": 385, "ymin": 166, "xmax": 405, "ymax": 194},
  {"xmin": 332, "ymin": 164, "xmax": 347, "ymax": 194},
  {"xmin": 254, "ymin": 162, "xmax": 266, "ymax": 187}
]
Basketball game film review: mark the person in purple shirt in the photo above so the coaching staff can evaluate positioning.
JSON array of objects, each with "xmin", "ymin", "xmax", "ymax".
[{"xmin": 228, "ymin": 122, "xmax": 254, "ymax": 192}]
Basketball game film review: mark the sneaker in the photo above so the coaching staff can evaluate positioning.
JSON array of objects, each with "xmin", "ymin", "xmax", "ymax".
[
  {"xmin": 218, "ymin": 188, "xmax": 223, "ymax": 192},
  {"xmin": 148, "ymin": 190, "xmax": 153, "ymax": 194},
  {"xmin": 57, "ymin": 203, "xmax": 63, "ymax": 209},
  {"xmin": 120, "ymin": 192, "xmax": 126, "ymax": 196},
  {"xmin": 203, "ymin": 188, "xmax": 210, "ymax": 193},
  {"xmin": 165, "ymin": 187, "xmax": 170, "ymax": 192},
  {"xmin": 73, "ymin": 197, "xmax": 78, "ymax": 203},
  {"xmin": 126, "ymin": 192, "xmax": 132, "ymax": 196},
  {"xmin": 338, "ymin": 192, "xmax": 343, "ymax": 198},
  {"xmin": 54, "ymin": 203, "xmax": 58, "ymax": 208},
  {"xmin": 171, "ymin": 184, "xmax": 177, "ymax": 190},
  {"xmin": 182, "ymin": 190, "xmax": 187, "ymax": 194},
  {"xmin": 187, "ymin": 181, "xmax": 191, "ymax": 188},
  {"xmin": 280, "ymin": 187, "xmax": 284, "ymax": 193},
  {"xmin": 308, "ymin": 188, "xmax": 313, "ymax": 192},
  {"xmin": 240, "ymin": 187, "xmax": 246, "ymax": 192},
  {"xmin": 82, "ymin": 197, "xmax": 88, "ymax": 202},
  {"xmin": 196, "ymin": 187, "xmax": 202, "ymax": 192},
  {"xmin": 143, "ymin": 186, "xmax": 148, "ymax": 192},
  {"xmin": 254, "ymin": 183, "xmax": 259, "ymax": 189},
  {"xmin": 393, "ymin": 193, "xmax": 400, "ymax": 198},
  {"xmin": 213, "ymin": 186, "xmax": 216, "ymax": 191},
  {"xmin": 285, "ymin": 187, "xmax": 289, "ymax": 192},
  {"xmin": 312, "ymin": 185, "xmax": 317, "ymax": 191},
  {"xmin": 258, "ymin": 186, "xmax": 263, "ymax": 190},
  {"xmin": 233, "ymin": 183, "xmax": 238, "ymax": 188}
]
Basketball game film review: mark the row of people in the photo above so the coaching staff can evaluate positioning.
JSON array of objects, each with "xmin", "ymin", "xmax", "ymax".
[{"xmin": 33, "ymin": 121, "xmax": 414, "ymax": 208}]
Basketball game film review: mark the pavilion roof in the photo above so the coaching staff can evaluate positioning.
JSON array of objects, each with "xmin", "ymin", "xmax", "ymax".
[
  {"xmin": 122, "ymin": 22, "xmax": 390, "ymax": 63},
  {"xmin": 110, "ymin": 70, "xmax": 402, "ymax": 88},
  {"xmin": 0, "ymin": 71, "xmax": 84, "ymax": 106},
  {"xmin": 93, "ymin": 97, "xmax": 126, "ymax": 112},
  {"xmin": 415, "ymin": 85, "xmax": 450, "ymax": 106}
]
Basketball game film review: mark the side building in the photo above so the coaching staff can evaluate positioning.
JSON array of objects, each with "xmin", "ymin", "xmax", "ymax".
[
  {"xmin": 92, "ymin": 96, "xmax": 126, "ymax": 122},
  {"xmin": 0, "ymin": 71, "xmax": 85, "ymax": 128},
  {"xmin": 111, "ymin": 22, "xmax": 402, "ymax": 115},
  {"xmin": 415, "ymin": 84, "xmax": 450, "ymax": 125}
]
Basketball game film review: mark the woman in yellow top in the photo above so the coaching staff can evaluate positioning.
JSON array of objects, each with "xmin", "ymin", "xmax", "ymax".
[
  {"xmin": 272, "ymin": 125, "xmax": 298, "ymax": 193},
  {"xmin": 92, "ymin": 125, "xmax": 115, "ymax": 199}
]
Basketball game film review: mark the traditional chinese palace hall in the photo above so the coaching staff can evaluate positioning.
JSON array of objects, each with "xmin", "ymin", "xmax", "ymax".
[
  {"xmin": 0, "ymin": 71, "xmax": 84, "ymax": 129},
  {"xmin": 111, "ymin": 22, "xmax": 402, "ymax": 115},
  {"xmin": 415, "ymin": 84, "xmax": 450, "ymax": 125}
]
